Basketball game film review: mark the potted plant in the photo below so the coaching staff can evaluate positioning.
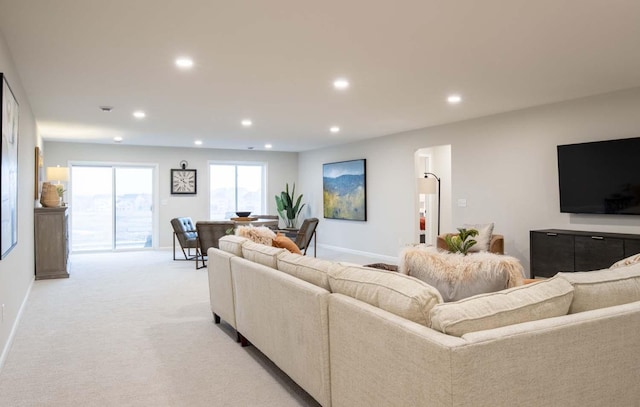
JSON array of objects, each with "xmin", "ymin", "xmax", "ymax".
[
  {"xmin": 445, "ymin": 228, "xmax": 478, "ymax": 255},
  {"xmin": 275, "ymin": 183, "xmax": 305, "ymax": 229}
]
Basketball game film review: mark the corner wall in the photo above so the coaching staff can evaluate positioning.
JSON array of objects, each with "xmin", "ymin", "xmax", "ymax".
[
  {"xmin": 298, "ymin": 87, "xmax": 640, "ymax": 275},
  {"xmin": 0, "ymin": 31, "xmax": 39, "ymax": 365}
]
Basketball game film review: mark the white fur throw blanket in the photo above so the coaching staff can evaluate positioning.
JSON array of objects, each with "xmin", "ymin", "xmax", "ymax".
[
  {"xmin": 235, "ymin": 226, "xmax": 276, "ymax": 246},
  {"xmin": 399, "ymin": 246, "xmax": 524, "ymax": 302}
]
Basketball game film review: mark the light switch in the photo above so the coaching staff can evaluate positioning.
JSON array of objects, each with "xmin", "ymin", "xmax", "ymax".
[{"xmin": 457, "ymin": 199, "xmax": 467, "ymax": 207}]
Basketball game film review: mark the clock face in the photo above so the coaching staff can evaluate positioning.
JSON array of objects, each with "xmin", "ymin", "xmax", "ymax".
[{"xmin": 171, "ymin": 169, "xmax": 197, "ymax": 194}]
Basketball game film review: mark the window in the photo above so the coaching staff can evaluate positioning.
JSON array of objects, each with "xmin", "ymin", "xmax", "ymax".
[
  {"xmin": 70, "ymin": 165, "xmax": 155, "ymax": 251},
  {"xmin": 209, "ymin": 162, "xmax": 265, "ymax": 219}
]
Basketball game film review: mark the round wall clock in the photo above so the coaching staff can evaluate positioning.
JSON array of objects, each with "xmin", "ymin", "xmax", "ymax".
[{"xmin": 171, "ymin": 169, "xmax": 197, "ymax": 194}]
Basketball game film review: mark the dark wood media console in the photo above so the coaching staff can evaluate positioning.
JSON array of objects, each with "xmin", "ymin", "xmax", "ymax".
[{"xmin": 530, "ymin": 229, "xmax": 640, "ymax": 278}]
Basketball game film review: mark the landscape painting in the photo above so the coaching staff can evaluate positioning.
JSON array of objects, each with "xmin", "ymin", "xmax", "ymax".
[{"xmin": 323, "ymin": 159, "xmax": 366, "ymax": 221}]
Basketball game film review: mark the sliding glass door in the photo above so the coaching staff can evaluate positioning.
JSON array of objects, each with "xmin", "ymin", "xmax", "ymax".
[{"xmin": 70, "ymin": 165, "xmax": 155, "ymax": 251}]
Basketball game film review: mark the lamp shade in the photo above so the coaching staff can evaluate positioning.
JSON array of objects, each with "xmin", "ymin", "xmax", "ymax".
[
  {"xmin": 46, "ymin": 166, "xmax": 69, "ymax": 183},
  {"xmin": 417, "ymin": 176, "xmax": 437, "ymax": 194}
]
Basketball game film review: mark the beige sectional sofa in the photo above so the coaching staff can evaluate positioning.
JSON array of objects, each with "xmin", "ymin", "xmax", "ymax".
[{"xmin": 207, "ymin": 235, "xmax": 640, "ymax": 407}]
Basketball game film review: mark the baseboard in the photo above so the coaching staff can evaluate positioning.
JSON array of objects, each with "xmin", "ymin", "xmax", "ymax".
[
  {"xmin": 0, "ymin": 277, "xmax": 34, "ymax": 372},
  {"xmin": 317, "ymin": 243, "xmax": 398, "ymax": 264}
]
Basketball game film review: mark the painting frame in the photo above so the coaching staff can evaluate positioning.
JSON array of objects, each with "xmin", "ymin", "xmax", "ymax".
[
  {"xmin": 1, "ymin": 73, "xmax": 19, "ymax": 259},
  {"xmin": 323, "ymin": 159, "xmax": 367, "ymax": 221}
]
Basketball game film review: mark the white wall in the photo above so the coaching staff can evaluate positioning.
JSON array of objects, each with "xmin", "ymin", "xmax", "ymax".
[
  {"xmin": 43, "ymin": 141, "xmax": 298, "ymax": 248},
  {"xmin": 298, "ymin": 87, "xmax": 640, "ymax": 275},
  {"xmin": 0, "ymin": 32, "xmax": 39, "ymax": 365}
]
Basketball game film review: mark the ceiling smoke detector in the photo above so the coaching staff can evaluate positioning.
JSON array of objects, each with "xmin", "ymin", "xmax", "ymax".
[{"xmin": 100, "ymin": 106, "xmax": 113, "ymax": 112}]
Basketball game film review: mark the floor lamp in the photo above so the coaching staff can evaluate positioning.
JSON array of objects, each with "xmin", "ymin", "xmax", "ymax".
[{"xmin": 417, "ymin": 172, "xmax": 441, "ymax": 235}]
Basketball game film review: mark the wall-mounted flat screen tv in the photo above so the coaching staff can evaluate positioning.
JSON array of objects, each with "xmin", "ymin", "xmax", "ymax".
[{"xmin": 558, "ymin": 137, "xmax": 640, "ymax": 215}]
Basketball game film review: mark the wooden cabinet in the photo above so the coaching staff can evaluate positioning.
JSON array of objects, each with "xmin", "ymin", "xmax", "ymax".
[
  {"xmin": 530, "ymin": 229, "xmax": 640, "ymax": 278},
  {"xmin": 34, "ymin": 207, "xmax": 69, "ymax": 280}
]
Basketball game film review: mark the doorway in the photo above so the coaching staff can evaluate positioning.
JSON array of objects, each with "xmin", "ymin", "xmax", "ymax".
[
  {"xmin": 415, "ymin": 145, "xmax": 452, "ymax": 245},
  {"xmin": 69, "ymin": 164, "xmax": 156, "ymax": 252}
]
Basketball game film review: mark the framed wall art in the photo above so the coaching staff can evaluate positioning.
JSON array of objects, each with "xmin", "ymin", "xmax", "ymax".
[
  {"xmin": 323, "ymin": 159, "xmax": 367, "ymax": 221},
  {"xmin": 1, "ymin": 73, "xmax": 19, "ymax": 259}
]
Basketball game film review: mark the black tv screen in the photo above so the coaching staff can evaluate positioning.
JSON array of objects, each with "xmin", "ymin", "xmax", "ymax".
[{"xmin": 558, "ymin": 137, "xmax": 640, "ymax": 215}]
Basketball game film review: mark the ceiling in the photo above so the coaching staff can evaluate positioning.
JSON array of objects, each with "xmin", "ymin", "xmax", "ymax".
[{"xmin": 2, "ymin": 0, "xmax": 640, "ymax": 152}]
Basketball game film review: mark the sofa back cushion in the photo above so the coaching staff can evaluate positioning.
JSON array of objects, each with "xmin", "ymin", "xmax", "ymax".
[
  {"xmin": 277, "ymin": 251, "xmax": 332, "ymax": 290},
  {"xmin": 429, "ymin": 276, "xmax": 574, "ymax": 337},
  {"xmin": 327, "ymin": 264, "xmax": 443, "ymax": 326},
  {"xmin": 241, "ymin": 241, "xmax": 285, "ymax": 268},
  {"xmin": 557, "ymin": 262, "xmax": 640, "ymax": 313},
  {"xmin": 218, "ymin": 235, "xmax": 249, "ymax": 257}
]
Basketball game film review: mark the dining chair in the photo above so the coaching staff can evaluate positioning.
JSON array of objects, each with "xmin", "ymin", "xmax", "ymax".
[
  {"xmin": 170, "ymin": 217, "xmax": 199, "ymax": 260},
  {"xmin": 293, "ymin": 217, "xmax": 319, "ymax": 257},
  {"xmin": 195, "ymin": 221, "xmax": 236, "ymax": 269}
]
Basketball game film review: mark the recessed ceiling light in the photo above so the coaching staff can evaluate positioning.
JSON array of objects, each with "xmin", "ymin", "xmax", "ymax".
[
  {"xmin": 241, "ymin": 119, "xmax": 252, "ymax": 127},
  {"xmin": 333, "ymin": 78, "xmax": 349, "ymax": 90},
  {"xmin": 175, "ymin": 57, "xmax": 194, "ymax": 69},
  {"xmin": 330, "ymin": 126, "xmax": 340, "ymax": 133},
  {"xmin": 265, "ymin": 144, "xmax": 272, "ymax": 149},
  {"xmin": 133, "ymin": 111, "xmax": 146, "ymax": 119},
  {"xmin": 194, "ymin": 140, "xmax": 203, "ymax": 146},
  {"xmin": 113, "ymin": 136, "xmax": 123, "ymax": 142},
  {"xmin": 447, "ymin": 94, "xmax": 462, "ymax": 104}
]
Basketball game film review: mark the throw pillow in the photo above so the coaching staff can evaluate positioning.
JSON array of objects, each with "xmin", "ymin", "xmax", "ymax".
[
  {"xmin": 399, "ymin": 246, "xmax": 524, "ymax": 302},
  {"xmin": 557, "ymin": 262, "xmax": 640, "ymax": 313},
  {"xmin": 610, "ymin": 253, "xmax": 640, "ymax": 269},
  {"xmin": 463, "ymin": 222, "xmax": 494, "ymax": 252},
  {"xmin": 272, "ymin": 233, "xmax": 302, "ymax": 254},
  {"xmin": 429, "ymin": 276, "xmax": 574, "ymax": 337},
  {"xmin": 235, "ymin": 225, "xmax": 276, "ymax": 246}
]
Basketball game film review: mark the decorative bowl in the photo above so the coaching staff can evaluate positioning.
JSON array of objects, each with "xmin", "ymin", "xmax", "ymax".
[{"xmin": 235, "ymin": 211, "xmax": 252, "ymax": 217}]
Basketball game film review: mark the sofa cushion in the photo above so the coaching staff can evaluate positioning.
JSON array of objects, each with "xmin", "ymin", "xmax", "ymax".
[
  {"xmin": 218, "ymin": 235, "xmax": 249, "ymax": 257},
  {"xmin": 272, "ymin": 233, "xmax": 302, "ymax": 254},
  {"xmin": 610, "ymin": 253, "xmax": 640, "ymax": 269},
  {"xmin": 241, "ymin": 241, "xmax": 285, "ymax": 268},
  {"xmin": 557, "ymin": 262, "xmax": 640, "ymax": 313},
  {"xmin": 327, "ymin": 264, "xmax": 443, "ymax": 326},
  {"xmin": 399, "ymin": 246, "xmax": 524, "ymax": 302},
  {"xmin": 463, "ymin": 222, "xmax": 494, "ymax": 252},
  {"xmin": 429, "ymin": 276, "xmax": 574, "ymax": 337},
  {"xmin": 276, "ymin": 251, "xmax": 332, "ymax": 290}
]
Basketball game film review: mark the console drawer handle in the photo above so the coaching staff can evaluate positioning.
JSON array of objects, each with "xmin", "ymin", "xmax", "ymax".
[
  {"xmin": 546, "ymin": 233, "xmax": 558, "ymax": 237},
  {"xmin": 591, "ymin": 236, "xmax": 604, "ymax": 240}
]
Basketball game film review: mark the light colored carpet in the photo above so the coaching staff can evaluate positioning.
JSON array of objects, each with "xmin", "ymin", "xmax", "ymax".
[{"xmin": 0, "ymin": 251, "xmax": 320, "ymax": 407}]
